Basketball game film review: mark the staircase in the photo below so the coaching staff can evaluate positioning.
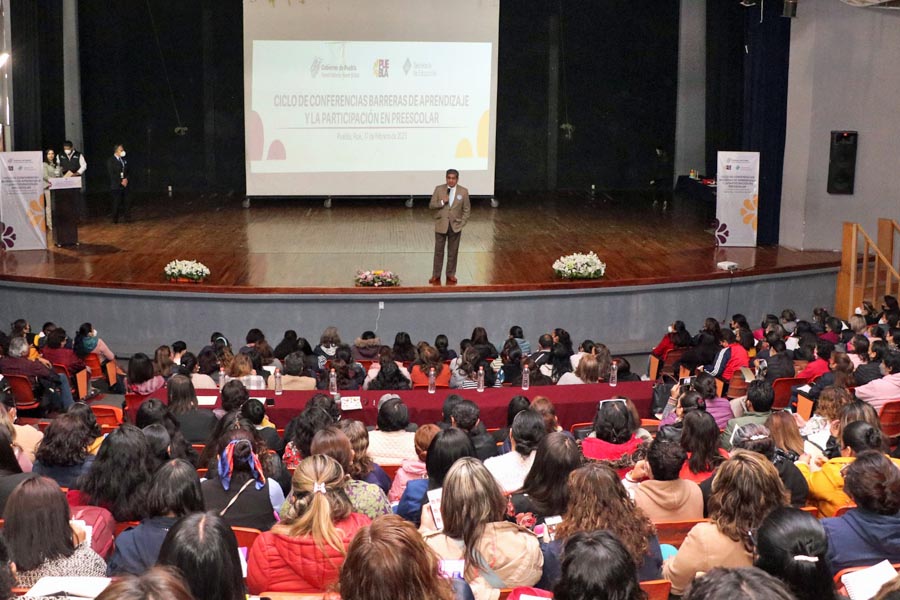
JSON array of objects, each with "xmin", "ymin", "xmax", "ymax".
[{"xmin": 835, "ymin": 218, "xmax": 900, "ymax": 318}]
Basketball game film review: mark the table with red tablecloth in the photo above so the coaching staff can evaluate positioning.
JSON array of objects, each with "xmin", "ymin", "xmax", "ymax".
[{"xmin": 181, "ymin": 381, "xmax": 654, "ymax": 429}]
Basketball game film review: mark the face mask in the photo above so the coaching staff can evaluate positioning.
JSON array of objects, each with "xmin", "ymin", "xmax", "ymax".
[
  {"xmin": 855, "ymin": 307, "xmax": 863, "ymax": 315},
  {"xmin": 667, "ymin": 326, "xmax": 674, "ymax": 334},
  {"xmin": 91, "ymin": 329, "xmax": 98, "ymax": 337},
  {"xmin": 65, "ymin": 150, "xmax": 72, "ymax": 156},
  {"xmin": 119, "ymin": 151, "xmax": 126, "ymax": 158}
]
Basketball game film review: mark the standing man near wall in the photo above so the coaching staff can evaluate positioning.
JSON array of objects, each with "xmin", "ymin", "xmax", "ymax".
[
  {"xmin": 106, "ymin": 144, "xmax": 130, "ymax": 223},
  {"xmin": 429, "ymin": 168, "xmax": 471, "ymax": 285}
]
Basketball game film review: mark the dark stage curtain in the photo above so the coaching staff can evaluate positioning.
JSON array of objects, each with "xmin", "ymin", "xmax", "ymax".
[
  {"xmin": 10, "ymin": 0, "xmax": 40, "ymax": 151},
  {"xmin": 705, "ymin": 1, "xmax": 744, "ymax": 178},
  {"xmin": 742, "ymin": 2, "xmax": 791, "ymax": 246}
]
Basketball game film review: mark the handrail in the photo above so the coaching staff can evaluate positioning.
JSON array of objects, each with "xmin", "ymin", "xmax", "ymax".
[
  {"xmin": 835, "ymin": 222, "xmax": 900, "ymax": 318},
  {"xmin": 877, "ymin": 218, "xmax": 900, "ymax": 267}
]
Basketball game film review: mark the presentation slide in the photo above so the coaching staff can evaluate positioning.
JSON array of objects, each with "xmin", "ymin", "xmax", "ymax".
[
  {"xmin": 251, "ymin": 41, "xmax": 491, "ymax": 174},
  {"xmin": 243, "ymin": 0, "xmax": 500, "ymax": 197}
]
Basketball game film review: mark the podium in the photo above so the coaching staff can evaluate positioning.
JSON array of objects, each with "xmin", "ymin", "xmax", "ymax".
[{"xmin": 48, "ymin": 177, "xmax": 81, "ymax": 247}]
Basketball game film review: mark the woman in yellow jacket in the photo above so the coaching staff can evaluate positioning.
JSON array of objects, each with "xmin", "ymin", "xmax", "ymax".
[{"xmin": 796, "ymin": 420, "xmax": 900, "ymax": 516}]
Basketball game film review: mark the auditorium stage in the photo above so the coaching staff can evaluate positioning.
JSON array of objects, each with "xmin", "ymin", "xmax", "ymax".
[
  {"xmin": 0, "ymin": 190, "xmax": 838, "ymax": 292},
  {"xmin": 0, "ymin": 190, "xmax": 841, "ymax": 358}
]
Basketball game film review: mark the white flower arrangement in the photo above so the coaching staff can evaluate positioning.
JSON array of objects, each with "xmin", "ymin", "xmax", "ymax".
[
  {"xmin": 553, "ymin": 251, "xmax": 606, "ymax": 280},
  {"xmin": 164, "ymin": 259, "xmax": 211, "ymax": 282}
]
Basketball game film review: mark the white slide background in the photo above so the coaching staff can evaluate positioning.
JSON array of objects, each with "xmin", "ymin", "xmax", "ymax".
[{"xmin": 243, "ymin": 0, "xmax": 500, "ymax": 197}]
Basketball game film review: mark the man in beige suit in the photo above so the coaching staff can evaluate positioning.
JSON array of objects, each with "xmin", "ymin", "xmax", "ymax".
[{"xmin": 429, "ymin": 168, "xmax": 471, "ymax": 284}]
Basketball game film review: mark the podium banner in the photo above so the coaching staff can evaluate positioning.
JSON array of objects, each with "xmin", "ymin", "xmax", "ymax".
[
  {"xmin": 715, "ymin": 151, "xmax": 760, "ymax": 247},
  {"xmin": 0, "ymin": 152, "xmax": 47, "ymax": 250}
]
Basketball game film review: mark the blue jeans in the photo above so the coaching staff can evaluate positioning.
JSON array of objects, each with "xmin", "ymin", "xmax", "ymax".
[{"xmin": 55, "ymin": 376, "xmax": 74, "ymax": 411}]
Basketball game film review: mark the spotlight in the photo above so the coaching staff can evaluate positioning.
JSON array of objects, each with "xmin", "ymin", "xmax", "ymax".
[
  {"xmin": 783, "ymin": 0, "xmax": 798, "ymax": 17},
  {"xmin": 0, "ymin": 53, "xmax": 9, "ymax": 68},
  {"xmin": 740, "ymin": 0, "xmax": 756, "ymax": 6}
]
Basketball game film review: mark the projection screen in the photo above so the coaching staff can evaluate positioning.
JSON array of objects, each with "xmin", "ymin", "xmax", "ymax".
[{"xmin": 243, "ymin": 0, "xmax": 500, "ymax": 197}]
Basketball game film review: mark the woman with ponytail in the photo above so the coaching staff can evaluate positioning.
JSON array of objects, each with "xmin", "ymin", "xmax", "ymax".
[
  {"xmin": 246, "ymin": 454, "xmax": 370, "ymax": 594},
  {"xmin": 754, "ymin": 507, "xmax": 838, "ymax": 600}
]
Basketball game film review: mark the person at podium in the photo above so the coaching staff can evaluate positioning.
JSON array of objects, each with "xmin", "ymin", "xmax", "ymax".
[{"xmin": 42, "ymin": 149, "xmax": 62, "ymax": 230}]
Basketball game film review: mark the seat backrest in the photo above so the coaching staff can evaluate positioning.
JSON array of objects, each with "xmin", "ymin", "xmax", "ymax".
[
  {"xmin": 833, "ymin": 503, "xmax": 856, "ymax": 517},
  {"xmin": 661, "ymin": 348, "xmax": 686, "ymax": 377},
  {"xmin": 6, "ymin": 375, "xmax": 39, "ymax": 410},
  {"xmin": 83, "ymin": 352, "xmax": 103, "ymax": 378},
  {"xmin": 232, "ymin": 526, "xmax": 262, "ymax": 551},
  {"xmin": 90, "ymin": 404, "xmax": 123, "ymax": 427},
  {"xmin": 654, "ymin": 519, "xmax": 707, "ymax": 548},
  {"xmin": 799, "ymin": 505, "xmax": 819, "ymax": 518},
  {"xmin": 380, "ymin": 463, "xmax": 401, "ymax": 482},
  {"xmin": 569, "ymin": 422, "xmax": 593, "ymax": 441},
  {"xmin": 879, "ymin": 400, "xmax": 900, "ymax": 438},
  {"xmin": 648, "ymin": 354, "xmax": 661, "ymax": 380},
  {"xmin": 772, "ymin": 377, "xmax": 809, "ymax": 410},
  {"xmin": 726, "ymin": 369, "xmax": 748, "ymax": 399},
  {"xmin": 640, "ymin": 579, "xmax": 673, "ymax": 600}
]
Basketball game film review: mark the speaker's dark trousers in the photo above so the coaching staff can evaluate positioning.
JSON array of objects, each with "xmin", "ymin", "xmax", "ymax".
[
  {"xmin": 433, "ymin": 228, "xmax": 462, "ymax": 279},
  {"xmin": 111, "ymin": 187, "xmax": 130, "ymax": 222}
]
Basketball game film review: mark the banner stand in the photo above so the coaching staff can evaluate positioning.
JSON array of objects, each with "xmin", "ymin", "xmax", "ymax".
[
  {"xmin": 0, "ymin": 152, "xmax": 48, "ymax": 251},
  {"xmin": 715, "ymin": 151, "xmax": 760, "ymax": 248}
]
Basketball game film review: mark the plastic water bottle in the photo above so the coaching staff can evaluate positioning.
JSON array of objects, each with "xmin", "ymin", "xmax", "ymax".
[
  {"xmin": 609, "ymin": 361, "xmax": 618, "ymax": 387},
  {"xmin": 477, "ymin": 366, "xmax": 485, "ymax": 392},
  {"xmin": 428, "ymin": 367, "xmax": 436, "ymax": 394},
  {"xmin": 329, "ymin": 368, "xmax": 338, "ymax": 395},
  {"xmin": 274, "ymin": 368, "xmax": 283, "ymax": 396},
  {"xmin": 522, "ymin": 364, "xmax": 530, "ymax": 391},
  {"xmin": 218, "ymin": 367, "xmax": 226, "ymax": 390}
]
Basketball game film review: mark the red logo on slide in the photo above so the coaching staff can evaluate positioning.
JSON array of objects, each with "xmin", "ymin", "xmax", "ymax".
[{"xmin": 373, "ymin": 59, "xmax": 390, "ymax": 78}]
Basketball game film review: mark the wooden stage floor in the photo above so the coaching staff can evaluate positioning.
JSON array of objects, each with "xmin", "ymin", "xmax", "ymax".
[{"xmin": 0, "ymin": 191, "xmax": 840, "ymax": 294}]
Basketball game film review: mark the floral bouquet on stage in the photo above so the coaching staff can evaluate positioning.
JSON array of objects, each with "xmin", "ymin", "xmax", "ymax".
[
  {"xmin": 355, "ymin": 269, "xmax": 400, "ymax": 287},
  {"xmin": 552, "ymin": 251, "xmax": 606, "ymax": 280},
  {"xmin": 164, "ymin": 259, "xmax": 210, "ymax": 283}
]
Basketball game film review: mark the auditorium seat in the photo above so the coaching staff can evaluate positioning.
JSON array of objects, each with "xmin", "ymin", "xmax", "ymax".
[
  {"xmin": 232, "ymin": 526, "xmax": 262, "ymax": 552},
  {"xmin": 771, "ymin": 377, "xmax": 808, "ymax": 411},
  {"xmin": 89, "ymin": 404, "xmax": 123, "ymax": 427},
  {"xmin": 6, "ymin": 374, "xmax": 40, "ymax": 412},
  {"xmin": 833, "ymin": 503, "xmax": 856, "ymax": 517},
  {"xmin": 654, "ymin": 519, "xmax": 708, "ymax": 548},
  {"xmin": 640, "ymin": 579, "xmax": 672, "ymax": 600},
  {"xmin": 879, "ymin": 400, "xmax": 900, "ymax": 447},
  {"xmin": 569, "ymin": 422, "xmax": 593, "ymax": 440},
  {"xmin": 379, "ymin": 463, "xmax": 401, "ymax": 481}
]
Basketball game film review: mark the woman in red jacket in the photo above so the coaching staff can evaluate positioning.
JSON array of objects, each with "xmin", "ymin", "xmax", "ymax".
[{"xmin": 246, "ymin": 454, "xmax": 370, "ymax": 594}]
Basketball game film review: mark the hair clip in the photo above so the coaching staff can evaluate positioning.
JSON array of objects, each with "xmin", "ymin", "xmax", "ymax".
[
  {"xmin": 749, "ymin": 434, "xmax": 768, "ymax": 441},
  {"xmin": 793, "ymin": 555, "xmax": 819, "ymax": 563},
  {"xmin": 313, "ymin": 482, "xmax": 327, "ymax": 494}
]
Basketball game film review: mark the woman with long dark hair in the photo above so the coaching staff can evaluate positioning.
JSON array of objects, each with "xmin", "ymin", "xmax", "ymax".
[
  {"xmin": 126, "ymin": 352, "xmax": 165, "ymax": 395},
  {"xmin": 166, "ymin": 374, "xmax": 217, "ymax": 444},
  {"xmin": 754, "ymin": 507, "xmax": 838, "ymax": 600},
  {"xmin": 107, "ymin": 459, "xmax": 204, "ymax": 576},
  {"xmin": 509, "ymin": 432, "xmax": 581, "ymax": 528},
  {"xmin": 451, "ymin": 346, "xmax": 499, "ymax": 389},
  {"xmin": 679, "ymin": 410, "xmax": 727, "ymax": 483},
  {"xmin": 396, "ymin": 427, "xmax": 476, "ymax": 526},
  {"xmin": 392, "ymin": 331, "xmax": 418, "ymax": 363},
  {"xmin": 652, "ymin": 319, "xmax": 693, "ymax": 359},
  {"xmin": 158, "ymin": 512, "xmax": 245, "ymax": 600},
  {"xmin": 78, "ymin": 423, "xmax": 154, "ymax": 521}
]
